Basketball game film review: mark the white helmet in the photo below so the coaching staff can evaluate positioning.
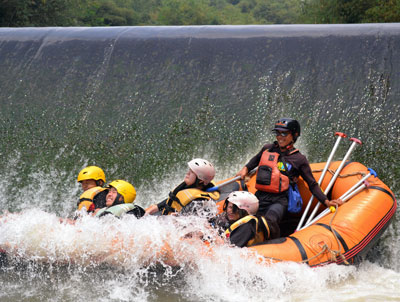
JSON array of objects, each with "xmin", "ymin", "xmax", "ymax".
[
  {"xmin": 227, "ymin": 191, "xmax": 259, "ymax": 215},
  {"xmin": 187, "ymin": 158, "xmax": 215, "ymax": 185}
]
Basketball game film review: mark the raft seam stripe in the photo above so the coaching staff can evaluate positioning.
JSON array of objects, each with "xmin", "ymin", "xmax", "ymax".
[
  {"xmin": 311, "ymin": 204, "xmax": 394, "ymax": 266},
  {"xmin": 312, "ymin": 186, "xmax": 396, "ymax": 266},
  {"xmin": 315, "ymin": 223, "xmax": 349, "ymax": 252},
  {"xmin": 288, "ymin": 236, "xmax": 308, "ymax": 264},
  {"xmin": 368, "ymin": 186, "xmax": 396, "ymax": 202}
]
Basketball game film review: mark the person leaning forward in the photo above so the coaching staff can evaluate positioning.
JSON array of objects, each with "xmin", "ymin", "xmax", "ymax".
[
  {"xmin": 236, "ymin": 118, "xmax": 343, "ymax": 238},
  {"xmin": 145, "ymin": 158, "xmax": 220, "ymax": 216},
  {"xmin": 210, "ymin": 191, "xmax": 276, "ymax": 247}
]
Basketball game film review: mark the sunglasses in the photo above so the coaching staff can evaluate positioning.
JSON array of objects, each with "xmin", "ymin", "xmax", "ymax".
[{"xmin": 273, "ymin": 130, "xmax": 290, "ymax": 137}]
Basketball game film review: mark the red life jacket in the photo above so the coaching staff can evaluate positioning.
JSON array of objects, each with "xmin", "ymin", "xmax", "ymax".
[{"xmin": 255, "ymin": 149, "xmax": 298, "ymax": 193}]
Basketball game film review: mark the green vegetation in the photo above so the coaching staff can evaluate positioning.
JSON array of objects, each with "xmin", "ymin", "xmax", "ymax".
[
  {"xmin": 300, "ymin": 0, "xmax": 400, "ymax": 23},
  {"xmin": 1, "ymin": 0, "xmax": 399, "ymax": 27}
]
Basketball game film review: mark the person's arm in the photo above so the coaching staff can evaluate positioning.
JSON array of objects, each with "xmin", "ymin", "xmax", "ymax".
[
  {"xmin": 299, "ymin": 160, "xmax": 343, "ymax": 207},
  {"xmin": 236, "ymin": 144, "xmax": 270, "ymax": 179},
  {"xmin": 127, "ymin": 205, "xmax": 146, "ymax": 218},
  {"xmin": 324, "ymin": 198, "xmax": 343, "ymax": 208},
  {"xmin": 145, "ymin": 199, "xmax": 167, "ymax": 215},
  {"xmin": 145, "ymin": 183, "xmax": 187, "ymax": 215},
  {"xmin": 299, "ymin": 160, "xmax": 327, "ymax": 202},
  {"xmin": 209, "ymin": 213, "xmax": 231, "ymax": 235}
]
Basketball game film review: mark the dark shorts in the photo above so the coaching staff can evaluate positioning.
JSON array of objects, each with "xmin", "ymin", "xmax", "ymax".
[{"xmin": 255, "ymin": 190, "xmax": 288, "ymax": 239}]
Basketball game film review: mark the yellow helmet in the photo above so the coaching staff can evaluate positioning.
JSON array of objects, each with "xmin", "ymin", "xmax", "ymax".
[
  {"xmin": 108, "ymin": 180, "xmax": 136, "ymax": 204},
  {"xmin": 77, "ymin": 166, "xmax": 106, "ymax": 183}
]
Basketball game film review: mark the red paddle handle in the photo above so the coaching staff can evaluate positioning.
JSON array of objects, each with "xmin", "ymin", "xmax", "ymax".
[{"xmin": 350, "ymin": 137, "xmax": 362, "ymax": 145}]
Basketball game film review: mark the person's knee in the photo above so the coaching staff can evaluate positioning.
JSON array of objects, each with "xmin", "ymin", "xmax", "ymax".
[
  {"xmin": 264, "ymin": 216, "xmax": 280, "ymax": 239},
  {"xmin": 264, "ymin": 208, "xmax": 284, "ymax": 239},
  {"xmin": 265, "ymin": 208, "xmax": 284, "ymax": 224}
]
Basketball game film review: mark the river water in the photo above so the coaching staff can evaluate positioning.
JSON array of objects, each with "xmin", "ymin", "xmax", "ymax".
[
  {"xmin": 0, "ymin": 25, "xmax": 399, "ymax": 301},
  {"xmin": 0, "ymin": 167, "xmax": 399, "ymax": 302}
]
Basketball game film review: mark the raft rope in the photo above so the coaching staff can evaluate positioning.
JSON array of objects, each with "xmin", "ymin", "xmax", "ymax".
[
  {"xmin": 324, "ymin": 205, "xmax": 349, "ymax": 265},
  {"xmin": 299, "ymin": 169, "xmax": 369, "ymax": 264},
  {"xmin": 256, "ymin": 169, "xmax": 365, "ymax": 265},
  {"xmin": 261, "ymin": 205, "xmax": 350, "ymax": 265},
  {"xmin": 311, "ymin": 169, "xmax": 366, "ymax": 179},
  {"xmin": 297, "ymin": 168, "xmax": 364, "ymax": 264}
]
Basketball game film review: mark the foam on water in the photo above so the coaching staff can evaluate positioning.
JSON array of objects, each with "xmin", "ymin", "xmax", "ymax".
[
  {"xmin": 0, "ymin": 206, "xmax": 399, "ymax": 302},
  {"xmin": 0, "ymin": 129, "xmax": 398, "ymax": 302}
]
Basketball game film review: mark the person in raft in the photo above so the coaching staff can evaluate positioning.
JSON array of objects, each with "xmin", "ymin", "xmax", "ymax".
[
  {"xmin": 235, "ymin": 118, "xmax": 343, "ymax": 237},
  {"xmin": 95, "ymin": 179, "xmax": 145, "ymax": 218},
  {"xmin": 210, "ymin": 191, "xmax": 276, "ymax": 247},
  {"xmin": 76, "ymin": 165, "xmax": 108, "ymax": 212},
  {"xmin": 145, "ymin": 158, "xmax": 220, "ymax": 216}
]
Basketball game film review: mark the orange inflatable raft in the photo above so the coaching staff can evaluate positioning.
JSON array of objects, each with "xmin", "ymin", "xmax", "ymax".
[
  {"xmin": 1, "ymin": 161, "xmax": 395, "ymax": 268},
  {"xmin": 215, "ymin": 161, "xmax": 397, "ymax": 267}
]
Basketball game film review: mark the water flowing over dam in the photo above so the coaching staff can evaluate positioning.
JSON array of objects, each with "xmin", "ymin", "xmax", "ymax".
[{"xmin": 0, "ymin": 24, "xmax": 399, "ymax": 301}]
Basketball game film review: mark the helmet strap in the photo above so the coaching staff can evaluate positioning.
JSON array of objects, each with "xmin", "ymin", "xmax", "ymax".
[
  {"xmin": 276, "ymin": 140, "xmax": 294, "ymax": 151},
  {"xmin": 286, "ymin": 140, "xmax": 295, "ymax": 149},
  {"xmin": 223, "ymin": 198, "xmax": 229, "ymax": 211},
  {"xmin": 112, "ymin": 193, "xmax": 124, "ymax": 206},
  {"xmin": 194, "ymin": 177, "xmax": 205, "ymax": 189}
]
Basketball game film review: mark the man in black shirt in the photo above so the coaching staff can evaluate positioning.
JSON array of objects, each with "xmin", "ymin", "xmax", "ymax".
[{"xmin": 236, "ymin": 118, "xmax": 342, "ymax": 237}]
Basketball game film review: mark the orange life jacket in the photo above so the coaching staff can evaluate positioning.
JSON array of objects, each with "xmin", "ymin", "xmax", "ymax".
[{"xmin": 255, "ymin": 149, "xmax": 298, "ymax": 193}]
